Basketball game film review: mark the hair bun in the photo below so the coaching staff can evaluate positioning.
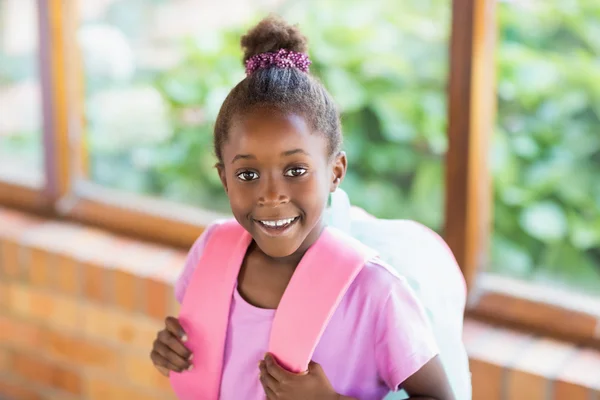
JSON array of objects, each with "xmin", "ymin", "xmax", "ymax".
[{"xmin": 241, "ymin": 15, "xmax": 308, "ymax": 63}]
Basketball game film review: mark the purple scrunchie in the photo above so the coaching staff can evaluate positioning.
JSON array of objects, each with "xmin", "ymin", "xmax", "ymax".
[{"xmin": 245, "ymin": 49, "xmax": 311, "ymax": 76}]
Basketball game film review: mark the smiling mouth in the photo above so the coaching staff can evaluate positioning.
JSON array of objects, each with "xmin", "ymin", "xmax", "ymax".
[{"xmin": 254, "ymin": 217, "xmax": 300, "ymax": 235}]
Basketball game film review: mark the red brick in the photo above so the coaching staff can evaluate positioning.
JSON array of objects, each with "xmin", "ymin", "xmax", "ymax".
[
  {"xmin": 0, "ymin": 375, "xmax": 42, "ymax": 400},
  {"xmin": 505, "ymin": 338, "xmax": 575, "ymax": 400},
  {"xmin": 1, "ymin": 240, "xmax": 21, "ymax": 279},
  {"xmin": 553, "ymin": 380, "xmax": 590, "ymax": 400},
  {"xmin": 169, "ymin": 294, "xmax": 181, "ymax": 317},
  {"xmin": 85, "ymin": 375, "xmax": 166, "ymax": 400},
  {"xmin": 82, "ymin": 303, "xmax": 161, "ymax": 350},
  {"xmin": 110, "ymin": 269, "xmax": 139, "ymax": 311},
  {"xmin": 122, "ymin": 353, "xmax": 174, "ymax": 392},
  {"xmin": 0, "ymin": 280, "xmax": 8, "ymax": 310},
  {"xmin": 27, "ymin": 247, "xmax": 51, "ymax": 288},
  {"xmin": 82, "ymin": 261, "xmax": 107, "ymax": 303},
  {"xmin": 8, "ymin": 284, "xmax": 82, "ymax": 333},
  {"xmin": 506, "ymin": 369, "xmax": 548, "ymax": 400},
  {"xmin": 145, "ymin": 278, "xmax": 169, "ymax": 320},
  {"xmin": 469, "ymin": 358, "xmax": 502, "ymax": 400},
  {"xmin": 43, "ymin": 392, "xmax": 80, "ymax": 400},
  {"xmin": 43, "ymin": 329, "xmax": 119, "ymax": 370},
  {"xmin": 0, "ymin": 346, "xmax": 9, "ymax": 372},
  {"xmin": 54, "ymin": 255, "xmax": 80, "ymax": 295},
  {"xmin": 0, "ymin": 314, "xmax": 44, "ymax": 349},
  {"xmin": 11, "ymin": 352, "xmax": 82, "ymax": 395}
]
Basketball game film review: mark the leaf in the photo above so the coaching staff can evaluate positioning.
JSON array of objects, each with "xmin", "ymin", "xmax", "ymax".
[
  {"xmin": 409, "ymin": 161, "xmax": 444, "ymax": 229},
  {"xmin": 519, "ymin": 202, "xmax": 568, "ymax": 242},
  {"xmin": 322, "ymin": 68, "xmax": 367, "ymax": 112},
  {"xmin": 490, "ymin": 235, "xmax": 534, "ymax": 278}
]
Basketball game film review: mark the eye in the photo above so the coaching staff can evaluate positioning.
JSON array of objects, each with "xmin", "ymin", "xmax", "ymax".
[
  {"xmin": 237, "ymin": 171, "xmax": 259, "ymax": 181},
  {"xmin": 285, "ymin": 167, "xmax": 307, "ymax": 177}
]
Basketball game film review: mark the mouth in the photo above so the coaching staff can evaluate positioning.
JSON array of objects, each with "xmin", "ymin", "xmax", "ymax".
[{"xmin": 254, "ymin": 216, "xmax": 300, "ymax": 237}]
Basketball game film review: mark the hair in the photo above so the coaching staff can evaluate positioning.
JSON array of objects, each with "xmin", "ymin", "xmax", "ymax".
[{"xmin": 213, "ymin": 15, "xmax": 342, "ymax": 164}]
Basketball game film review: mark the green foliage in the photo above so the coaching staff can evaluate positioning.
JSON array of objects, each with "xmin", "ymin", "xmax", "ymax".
[
  {"xmin": 490, "ymin": 1, "xmax": 600, "ymax": 293},
  {"xmin": 152, "ymin": 0, "xmax": 450, "ymax": 224},
  {"xmin": 84, "ymin": 0, "xmax": 600, "ymax": 294}
]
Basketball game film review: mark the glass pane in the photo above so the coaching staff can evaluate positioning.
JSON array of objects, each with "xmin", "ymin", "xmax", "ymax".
[
  {"xmin": 0, "ymin": 0, "xmax": 43, "ymax": 186},
  {"xmin": 79, "ymin": 0, "xmax": 450, "ymax": 230},
  {"xmin": 491, "ymin": 0, "xmax": 600, "ymax": 296}
]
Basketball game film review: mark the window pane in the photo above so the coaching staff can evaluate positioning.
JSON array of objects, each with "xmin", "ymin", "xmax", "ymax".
[
  {"xmin": 492, "ymin": 0, "xmax": 600, "ymax": 296},
  {"xmin": 78, "ymin": 0, "xmax": 450, "ymax": 229},
  {"xmin": 0, "ymin": 0, "xmax": 43, "ymax": 186}
]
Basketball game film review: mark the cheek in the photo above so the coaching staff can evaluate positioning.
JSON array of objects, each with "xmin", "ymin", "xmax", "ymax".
[
  {"xmin": 225, "ymin": 179, "xmax": 253, "ymax": 211},
  {"xmin": 294, "ymin": 174, "xmax": 329, "ymax": 209}
]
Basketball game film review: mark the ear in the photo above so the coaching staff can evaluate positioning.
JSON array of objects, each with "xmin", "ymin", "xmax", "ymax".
[
  {"xmin": 330, "ymin": 151, "xmax": 347, "ymax": 193},
  {"xmin": 216, "ymin": 163, "xmax": 229, "ymax": 194}
]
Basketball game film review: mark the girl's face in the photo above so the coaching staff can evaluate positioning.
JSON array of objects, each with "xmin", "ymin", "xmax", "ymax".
[{"xmin": 218, "ymin": 108, "xmax": 346, "ymax": 260}]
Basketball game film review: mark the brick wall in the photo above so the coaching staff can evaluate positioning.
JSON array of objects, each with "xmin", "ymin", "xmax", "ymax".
[
  {"xmin": 0, "ymin": 208, "xmax": 184, "ymax": 400},
  {"xmin": 0, "ymin": 206, "xmax": 599, "ymax": 400}
]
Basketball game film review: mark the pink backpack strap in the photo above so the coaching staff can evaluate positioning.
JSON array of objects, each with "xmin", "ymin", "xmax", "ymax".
[
  {"xmin": 268, "ymin": 227, "xmax": 375, "ymax": 373},
  {"xmin": 170, "ymin": 220, "xmax": 252, "ymax": 400},
  {"xmin": 170, "ymin": 220, "xmax": 375, "ymax": 399}
]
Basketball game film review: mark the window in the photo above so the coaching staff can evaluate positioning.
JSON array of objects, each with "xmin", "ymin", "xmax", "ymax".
[
  {"xmin": 490, "ymin": 0, "xmax": 600, "ymax": 297},
  {"xmin": 0, "ymin": 0, "xmax": 43, "ymax": 187},
  {"xmin": 77, "ymin": 0, "xmax": 284, "ymax": 211},
  {"xmin": 1, "ymin": 0, "xmax": 598, "ymax": 347},
  {"xmin": 74, "ymin": 0, "xmax": 451, "ymax": 231}
]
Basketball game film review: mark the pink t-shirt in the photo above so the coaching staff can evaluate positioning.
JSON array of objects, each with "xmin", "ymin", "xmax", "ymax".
[{"xmin": 175, "ymin": 222, "xmax": 438, "ymax": 400}]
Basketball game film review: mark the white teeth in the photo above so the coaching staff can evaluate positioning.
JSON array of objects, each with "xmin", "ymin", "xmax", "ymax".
[{"xmin": 260, "ymin": 217, "xmax": 296, "ymax": 227}]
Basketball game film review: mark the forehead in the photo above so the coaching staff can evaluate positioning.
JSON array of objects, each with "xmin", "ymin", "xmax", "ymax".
[{"xmin": 224, "ymin": 108, "xmax": 328, "ymax": 159}]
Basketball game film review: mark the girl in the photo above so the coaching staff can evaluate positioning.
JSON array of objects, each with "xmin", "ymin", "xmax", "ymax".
[{"xmin": 150, "ymin": 15, "xmax": 455, "ymax": 400}]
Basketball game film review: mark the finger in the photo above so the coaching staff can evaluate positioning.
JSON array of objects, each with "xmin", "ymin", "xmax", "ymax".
[
  {"xmin": 150, "ymin": 349, "xmax": 184, "ymax": 374},
  {"xmin": 165, "ymin": 316, "xmax": 187, "ymax": 341},
  {"xmin": 263, "ymin": 384, "xmax": 278, "ymax": 400},
  {"xmin": 155, "ymin": 340, "xmax": 191, "ymax": 371},
  {"xmin": 259, "ymin": 362, "xmax": 279, "ymax": 391},
  {"xmin": 264, "ymin": 354, "xmax": 294, "ymax": 383},
  {"xmin": 260, "ymin": 377, "xmax": 278, "ymax": 400},
  {"xmin": 308, "ymin": 360, "xmax": 323, "ymax": 375},
  {"xmin": 158, "ymin": 329, "xmax": 192, "ymax": 360},
  {"xmin": 260, "ymin": 369, "xmax": 279, "ymax": 399},
  {"xmin": 157, "ymin": 365, "xmax": 170, "ymax": 377}
]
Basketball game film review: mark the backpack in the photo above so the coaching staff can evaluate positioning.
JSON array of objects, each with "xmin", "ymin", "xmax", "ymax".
[
  {"xmin": 170, "ymin": 189, "xmax": 471, "ymax": 400},
  {"xmin": 325, "ymin": 188, "xmax": 472, "ymax": 400},
  {"xmin": 170, "ymin": 218, "xmax": 377, "ymax": 399}
]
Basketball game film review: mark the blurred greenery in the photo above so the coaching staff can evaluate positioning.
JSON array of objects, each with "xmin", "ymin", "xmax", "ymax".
[
  {"xmin": 489, "ymin": 1, "xmax": 600, "ymax": 294},
  {"xmin": 84, "ymin": 0, "xmax": 600, "ymax": 295}
]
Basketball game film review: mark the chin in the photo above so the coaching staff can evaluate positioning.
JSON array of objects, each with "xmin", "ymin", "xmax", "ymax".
[{"xmin": 253, "ymin": 237, "xmax": 303, "ymax": 259}]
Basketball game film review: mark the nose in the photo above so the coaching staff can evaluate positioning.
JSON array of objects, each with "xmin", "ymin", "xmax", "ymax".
[{"xmin": 257, "ymin": 175, "xmax": 289, "ymax": 208}]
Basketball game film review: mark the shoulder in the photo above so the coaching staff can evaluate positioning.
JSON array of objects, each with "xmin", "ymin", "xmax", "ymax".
[
  {"xmin": 348, "ymin": 257, "xmax": 410, "ymax": 302},
  {"xmin": 174, "ymin": 219, "xmax": 230, "ymax": 303}
]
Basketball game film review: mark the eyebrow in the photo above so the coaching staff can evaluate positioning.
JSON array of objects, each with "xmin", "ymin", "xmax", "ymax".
[{"xmin": 231, "ymin": 149, "xmax": 309, "ymax": 164}]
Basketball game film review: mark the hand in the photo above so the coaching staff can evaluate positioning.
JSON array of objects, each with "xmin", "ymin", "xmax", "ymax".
[
  {"xmin": 150, "ymin": 316, "xmax": 193, "ymax": 377},
  {"xmin": 259, "ymin": 353, "xmax": 339, "ymax": 400}
]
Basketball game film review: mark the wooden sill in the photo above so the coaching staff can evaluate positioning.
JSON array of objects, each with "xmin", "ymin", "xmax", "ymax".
[
  {"xmin": 57, "ymin": 181, "xmax": 228, "ymax": 249},
  {"xmin": 467, "ymin": 273, "xmax": 600, "ymax": 350},
  {"xmin": 0, "ymin": 180, "xmax": 52, "ymax": 216}
]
